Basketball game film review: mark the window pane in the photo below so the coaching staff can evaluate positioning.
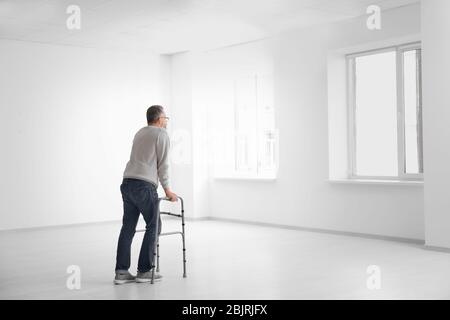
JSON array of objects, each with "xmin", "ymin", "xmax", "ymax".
[
  {"xmin": 236, "ymin": 133, "xmax": 249, "ymax": 170},
  {"xmin": 259, "ymin": 130, "xmax": 276, "ymax": 169},
  {"xmin": 354, "ymin": 51, "xmax": 398, "ymax": 176},
  {"xmin": 234, "ymin": 76, "xmax": 257, "ymax": 173},
  {"xmin": 403, "ymin": 49, "xmax": 422, "ymax": 174},
  {"xmin": 256, "ymin": 75, "xmax": 276, "ymax": 173}
]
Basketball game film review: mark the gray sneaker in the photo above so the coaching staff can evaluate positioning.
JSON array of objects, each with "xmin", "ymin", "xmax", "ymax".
[
  {"xmin": 114, "ymin": 271, "xmax": 136, "ymax": 285},
  {"xmin": 136, "ymin": 270, "xmax": 163, "ymax": 283}
]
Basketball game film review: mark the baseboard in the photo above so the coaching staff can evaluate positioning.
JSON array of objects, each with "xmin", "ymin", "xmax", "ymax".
[
  {"xmin": 208, "ymin": 216, "xmax": 425, "ymax": 245},
  {"xmin": 0, "ymin": 215, "xmax": 211, "ymax": 233},
  {"xmin": 423, "ymin": 245, "xmax": 450, "ymax": 253},
  {"xmin": 0, "ymin": 215, "xmax": 427, "ymax": 248},
  {"xmin": 0, "ymin": 219, "xmax": 123, "ymax": 233}
]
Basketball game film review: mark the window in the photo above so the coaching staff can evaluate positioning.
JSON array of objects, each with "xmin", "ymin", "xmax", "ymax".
[
  {"xmin": 347, "ymin": 43, "xmax": 423, "ymax": 180},
  {"xmin": 215, "ymin": 74, "xmax": 277, "ymax": 179}
]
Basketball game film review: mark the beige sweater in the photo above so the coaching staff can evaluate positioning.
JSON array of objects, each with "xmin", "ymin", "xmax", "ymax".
[{"xmin": 123, "ymin": 125, "xmax": 170, "ymax": 189}]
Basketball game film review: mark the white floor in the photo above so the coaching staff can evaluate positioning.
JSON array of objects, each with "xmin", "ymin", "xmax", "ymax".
[{"xmin": 1, "ymin": 218, "xmax": 450, "ymax": 300}]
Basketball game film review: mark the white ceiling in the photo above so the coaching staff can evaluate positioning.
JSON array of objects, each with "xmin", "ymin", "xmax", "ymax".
[{"xmin": 0, "ymin": 0, "xmax": 420, "ymax": 54}]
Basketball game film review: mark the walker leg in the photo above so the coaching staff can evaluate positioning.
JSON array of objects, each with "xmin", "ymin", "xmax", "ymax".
[
  {"xmin": 181, "ymin": 204, "xmax": 187, "ymax": 278},
  {"xmin": 157, "ymin": 215, "xmax": 162, "ymax": 272},
  {"xmin": 151, "ymin": 203, "xmax": 161, "ymax": 285},
  {"xmin": 182, "ymin": 234, "xmax": 187, "ymax": 278},
  {"xmin": 151, "ymin": 240, "xmax": 156, "ymax": 284},
  {"xmin": 156, "ymin": 240, "xmax": 160, "ymax": 272}
]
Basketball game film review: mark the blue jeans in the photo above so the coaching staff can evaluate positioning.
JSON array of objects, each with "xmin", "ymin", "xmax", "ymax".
[{"xmin": 115, "ymin": 178, "xmax": 161, "ymax": 273}]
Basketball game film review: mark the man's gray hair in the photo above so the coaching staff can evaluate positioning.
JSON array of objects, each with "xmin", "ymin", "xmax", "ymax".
[{"xmin": 146, "ymin": 105, "xmax": 164, "ymax": 124}]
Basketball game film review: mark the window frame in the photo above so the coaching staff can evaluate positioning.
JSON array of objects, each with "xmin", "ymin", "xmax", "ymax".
[{"xmin": 346, "ymin": 42, "xmax": 423, "ymax": 181}]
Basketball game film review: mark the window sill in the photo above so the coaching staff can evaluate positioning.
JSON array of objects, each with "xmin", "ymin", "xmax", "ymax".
[{"xmin": 328, "ymin": 179, "xmax": 423, "ymax": 186}]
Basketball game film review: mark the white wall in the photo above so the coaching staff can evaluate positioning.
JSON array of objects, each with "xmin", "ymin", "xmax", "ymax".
[
  {"xmin": 422, "ymin": 0, "xmax": 450, "ymax": 248},
  {"xmin": 190, "ymin": 4, "xmax": 424, "ymax": 240},
  {"xmin": 0, "ymin": 40, "xmax": 170, "ymax": 230},
  {"xmin": 168, "ymin": 52, "xmax": 210, "ymax": 219},
  {"xmin": 168, "ymin": 52, "xmax": 195, "ymax": 219}
]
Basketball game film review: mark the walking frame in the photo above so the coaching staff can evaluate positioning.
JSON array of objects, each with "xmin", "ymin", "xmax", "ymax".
[{"xmin": 136, "ymin": 196, "xmax": 186, "ymax": 284}]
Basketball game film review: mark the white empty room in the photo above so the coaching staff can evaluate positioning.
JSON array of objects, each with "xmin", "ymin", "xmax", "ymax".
[{"xmin": 1, "ymin": 0, "xmax": 450, "ymax": 304}]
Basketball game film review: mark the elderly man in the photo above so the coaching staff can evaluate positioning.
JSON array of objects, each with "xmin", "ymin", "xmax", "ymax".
[{"xmin": 114, "ymin": 105, "xmax": 178, "ymax": 285}]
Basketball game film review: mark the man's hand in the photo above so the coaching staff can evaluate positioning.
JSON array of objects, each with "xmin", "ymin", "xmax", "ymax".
[{"xmin": 164, "ymin": 188, "xmax": 178, "ymax": 202}]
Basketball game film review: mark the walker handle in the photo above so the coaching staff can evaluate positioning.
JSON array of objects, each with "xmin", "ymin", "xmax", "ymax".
[{"xmin": 158, "ymin": 196, "xmax": 184, "ymax": 210}]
